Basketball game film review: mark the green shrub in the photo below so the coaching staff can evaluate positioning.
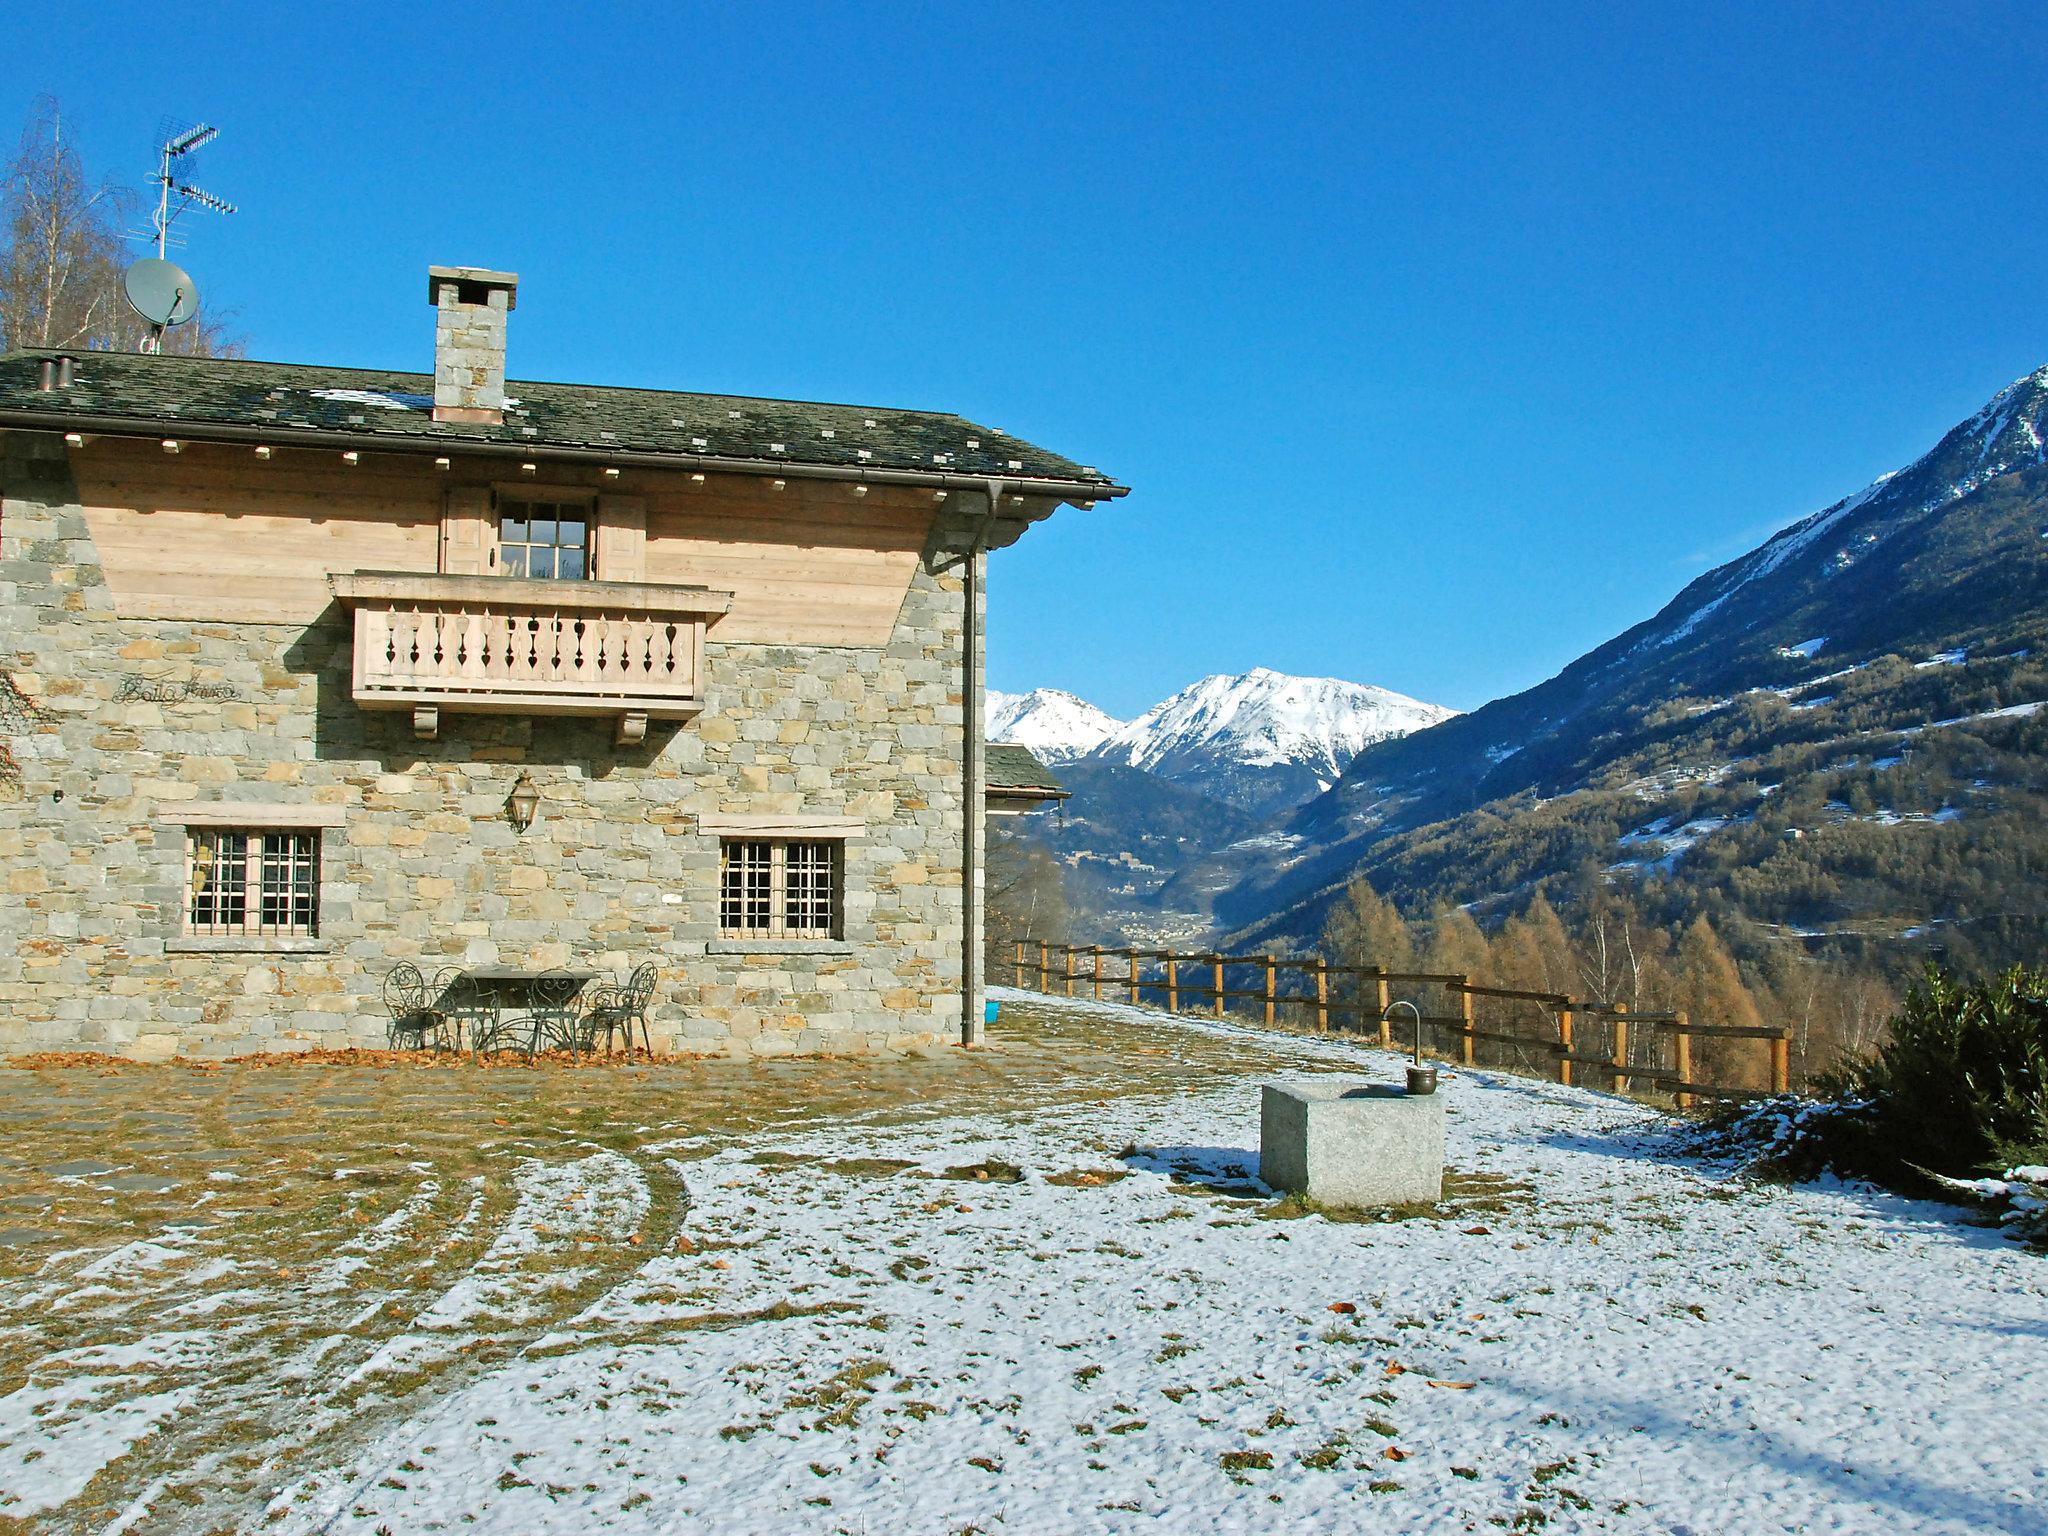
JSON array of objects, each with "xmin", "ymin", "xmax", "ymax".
[
  {"xmin": 1821, "ymin": 964, "xmax": 2048, "ymax": 1182},
  {"xmin": 1704, "ymin": 964, "xmax": 2048, "ymax": 1198}
]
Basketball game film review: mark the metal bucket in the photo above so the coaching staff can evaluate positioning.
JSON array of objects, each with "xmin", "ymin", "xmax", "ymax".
[{"xmin": 1406, "ymin": 1064, "xmax": 1439, "ymax": 1096}]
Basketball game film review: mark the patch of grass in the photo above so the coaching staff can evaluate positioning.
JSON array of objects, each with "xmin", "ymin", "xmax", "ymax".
[
  {"xmin": 1260, "ymin": 1168, "xmax": 1535, "ymax": 1225},
  {"xmin": 1044, "ymin": 1168, "xmax": 1132, "ymax": 1188},
  {"xmin": 1218, "ymin": 1450, "xmax": 1273, "ymax": 1475},
  {"xmin": 1298, "ymin": 1434, "xmax": 1349, "ymax": 1470},
  {"xmin": 942, "ymin": 1160, "xmax": 1024, "ymax": 1183},
  {"xmin": 824, "ymin": 1157, "xmax": 918, "ymax": 1177},
  {"xmin": 787, "ymin": 1357, "xmax": 893, "ymax": 1430}
]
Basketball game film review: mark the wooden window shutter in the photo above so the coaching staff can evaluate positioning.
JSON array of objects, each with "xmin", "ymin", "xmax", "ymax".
[
  {"xmin": 440, "ymin": 487, "xmax": 493, "ymax": 575},
  {"xmin": 595, "ymin": 494, "xmax": 647, "ymax": 583}
]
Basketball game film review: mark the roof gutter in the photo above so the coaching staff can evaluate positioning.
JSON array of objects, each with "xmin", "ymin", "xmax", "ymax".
[{"xmin": 0, "ymin": 407, "xmax": 1130, "ymax": 506}]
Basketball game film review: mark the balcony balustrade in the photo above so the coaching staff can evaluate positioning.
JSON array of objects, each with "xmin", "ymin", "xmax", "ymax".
[{"xmin": 330, "ymin": 571, "xmax": 732, "ymax": 743}]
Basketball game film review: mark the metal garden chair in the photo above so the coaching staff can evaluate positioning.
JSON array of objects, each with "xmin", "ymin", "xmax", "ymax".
[
  {"xmin": 578, "ymin": 962, "xmax": 659, "ymax": 1057},
  {"xmin": 383, "ymin": 962, "xmax": 457, "ymax": 1052}
]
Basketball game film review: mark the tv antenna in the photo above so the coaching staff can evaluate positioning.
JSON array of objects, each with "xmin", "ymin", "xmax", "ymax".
[{"xmin": 129, "ymin": 121, "xmax": 235, "ymax": 353}]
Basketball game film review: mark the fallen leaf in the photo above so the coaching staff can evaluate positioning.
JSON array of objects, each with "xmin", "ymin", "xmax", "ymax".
[
  {"xmin": 1329, "ymin": 1302, "xmax": 1357, "ymax": 1315},
  {"xmin": 710, "ymin": 1258, "xmax": 731, "ymax": 1270},
  {"xmin": 1425, "ymin": 1379, "xmax": 1476, "ymax": 1390},
  {"xmin": 492, "ymin": 1118, "xmax": 509, "ymax": 1127},
  {"xmin": 1462, "ymin": 1225, "xmax": 1491, "ymax": 1236},
  {"xmin": 955, "ymin": 1203, "xmax": 974, "ymax": 1213},
  {"xmin": 1383, "ymin": 1362, "xmax": 1407, "ymax": 1378},
  {"xmin": 1384, "ymin": 1446, "xmax": 1409, "ymax": 1461},
  {"xmin": 674, "ymin": 1236, "xmax": 697, "ymax": 1254},
  {"xmin": 627, "ymin": 1233, "xmax": 643, "ymax": 1246}
]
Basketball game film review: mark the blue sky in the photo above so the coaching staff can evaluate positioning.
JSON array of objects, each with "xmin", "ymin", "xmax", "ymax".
[{"xmin": 12, "ymin": 2, "xmax": 2047, "ymax": 717}]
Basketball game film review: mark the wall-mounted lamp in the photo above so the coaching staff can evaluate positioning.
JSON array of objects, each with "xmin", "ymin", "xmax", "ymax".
[{"xmin": 506, "ymin": 773, "xmax": 541, "ymax": 833}]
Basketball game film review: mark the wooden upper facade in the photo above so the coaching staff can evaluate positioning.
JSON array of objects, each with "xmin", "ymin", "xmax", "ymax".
[{"xmin": 0, "ymin": 288, "xmax": 1125, "ymax": 741}]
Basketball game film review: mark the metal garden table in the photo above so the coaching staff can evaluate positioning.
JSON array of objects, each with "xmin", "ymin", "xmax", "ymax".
[{"xmin": 454, "ymin": 966, "xmax": 600, "ymax": 1059}]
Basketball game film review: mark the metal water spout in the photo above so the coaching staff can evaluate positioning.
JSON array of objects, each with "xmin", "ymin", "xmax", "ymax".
[{"xmin": 1380, "ymin": 999, "xmax": 1438, "ymax": 1096}]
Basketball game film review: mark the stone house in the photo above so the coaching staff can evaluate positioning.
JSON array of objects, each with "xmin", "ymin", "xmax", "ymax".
[{"xmin": 0, "ymin": 266, "xmax": 1123, "ymax": 1058}]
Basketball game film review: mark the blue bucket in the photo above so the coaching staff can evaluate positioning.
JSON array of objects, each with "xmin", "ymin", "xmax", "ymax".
[{"xmin": 984, "ymin": 1000, "xmax": 1000, "ymax": 1024}]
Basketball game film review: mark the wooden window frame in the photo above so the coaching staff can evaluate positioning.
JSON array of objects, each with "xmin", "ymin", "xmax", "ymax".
[
  {"xmin": 493, "ymin": 489, "xmax": 596, "ymax": 581},
  {"xmin": 718, "ymin": 837, "xmax": 843, "ymax": 941}
]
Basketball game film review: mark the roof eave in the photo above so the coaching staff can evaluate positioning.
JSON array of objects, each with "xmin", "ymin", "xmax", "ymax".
[{"xmin": 0, "ymin": 405, "xmax": 1130, "ymax": 504}]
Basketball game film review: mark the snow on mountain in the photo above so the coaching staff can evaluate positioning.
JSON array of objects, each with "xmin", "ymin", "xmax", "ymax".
[
  {"xmin": 1093, "ymin": 668, "xmax": 1456, "ymax": 783},
  {"xmin": 986, "ymin": 688, "xmax": 1125, "ymax": 763},
  {"xmin": 1646, "ymin": 364, "xmax": 2048, "ymax": 655}
]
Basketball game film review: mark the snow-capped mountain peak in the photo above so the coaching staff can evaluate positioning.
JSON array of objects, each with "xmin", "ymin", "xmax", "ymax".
[
  {"xmin": 986, "ymin": 688, "xmax": 1124, "ymax": 763},
  {"xmin": 1096, "ymin": 668, "xmax": 1456, "ymax": 783}
]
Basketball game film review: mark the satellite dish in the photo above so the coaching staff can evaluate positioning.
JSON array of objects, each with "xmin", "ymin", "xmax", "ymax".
[{"xmin": 123, "ymin": 258, "xmax": 199, "ymax": 327}]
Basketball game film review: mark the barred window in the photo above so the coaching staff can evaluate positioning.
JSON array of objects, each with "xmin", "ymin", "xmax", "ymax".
[
  {"xmin": 188, "ymin": 829, "xmax": 321, "ymax": 938},
  {"xmin": 719, "ymin": 839, "xmax": 839, "ymax": 939}
]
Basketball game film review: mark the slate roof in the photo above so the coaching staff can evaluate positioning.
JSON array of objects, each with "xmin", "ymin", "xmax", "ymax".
[
  {"xmin": 986, "ymin": 742, "xmax": 1069, "ymax": 799},
  {"xmin": 0, "ymin": 349, "xmax": 1123, "ymax": 495}
]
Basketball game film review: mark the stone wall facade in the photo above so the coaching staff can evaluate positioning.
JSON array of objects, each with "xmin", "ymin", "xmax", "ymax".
[{"xmin": 0, "ymin": 431, "xmax": 983, "ymax": 1058}]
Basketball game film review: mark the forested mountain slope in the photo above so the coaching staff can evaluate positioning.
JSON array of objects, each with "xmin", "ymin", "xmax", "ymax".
[{"xmin": 1203, "ymin": 365, "xmax": 2048, "ymax": 978}]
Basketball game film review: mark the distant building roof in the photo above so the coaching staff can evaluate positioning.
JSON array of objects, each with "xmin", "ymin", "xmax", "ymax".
[
  {"xmin": 986, "ymin": 742, "xmax": 1069, "ymax": 806},
  {"xmin": 0, "ymin": 350, "xmax": 1125, "ymax": 498}
]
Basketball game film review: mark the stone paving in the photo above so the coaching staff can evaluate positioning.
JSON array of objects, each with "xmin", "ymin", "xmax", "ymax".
[{"xmin": 0, "ymin": 997, "xmax": 1310, "ymax": 1533}]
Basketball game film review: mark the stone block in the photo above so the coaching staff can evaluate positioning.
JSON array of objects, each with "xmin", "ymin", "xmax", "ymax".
[{"xmin": 1259, "ymin": 1079, "xmax": 1445, "ymax": 1209}]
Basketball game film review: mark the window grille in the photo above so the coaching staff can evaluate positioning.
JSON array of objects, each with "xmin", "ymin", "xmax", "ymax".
[
  {"xmin": 496, "ymin": 496, "xmax": 592, "ymax": 580},
  {"xmin": 188, "ymin": 830, "xmax": 321, "ymax": 938},
  {"xmin": 719, "ymin": 839, "xmax": 839, "ymax": 939}
]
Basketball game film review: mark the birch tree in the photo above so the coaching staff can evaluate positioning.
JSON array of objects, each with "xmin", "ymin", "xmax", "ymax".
[{"xmin": 0, "ymin": 96, "xmax": 239, "ymax": 355}]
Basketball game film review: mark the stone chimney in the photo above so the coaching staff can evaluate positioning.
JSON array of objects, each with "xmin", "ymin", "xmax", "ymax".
[{"xmin": 426, "ymin": 265, "xmax": 518, "ymax": 425}]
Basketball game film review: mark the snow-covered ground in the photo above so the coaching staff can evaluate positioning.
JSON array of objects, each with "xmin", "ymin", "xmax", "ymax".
[
  {"xmin": 5, "ymin": 995, "xmax": 2044, "ymax": 1534},
  {"xmin": 276, "ymin": 996, "xmax": 2044, "ymax": 1535}
]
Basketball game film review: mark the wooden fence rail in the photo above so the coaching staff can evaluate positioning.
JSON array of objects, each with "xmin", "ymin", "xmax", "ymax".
[{"xmin": 1001, "ymin": 937, "xmax": 1789, "ymax": 1107}]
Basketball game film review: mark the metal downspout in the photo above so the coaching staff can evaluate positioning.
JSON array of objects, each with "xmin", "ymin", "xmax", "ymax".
[{"xmin": 961, "ymin": 479, "xmax": 1001, "ymax": 1045}]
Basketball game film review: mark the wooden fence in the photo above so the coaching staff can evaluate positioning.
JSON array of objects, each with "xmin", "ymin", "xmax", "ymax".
[{"xmin": 1000, "ymin": 937, "xmax": 1790, "ymax": 1107}]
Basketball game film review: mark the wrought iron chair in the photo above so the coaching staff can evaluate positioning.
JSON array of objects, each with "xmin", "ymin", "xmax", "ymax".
[
  {"xmin": 579, "ymin": 962, "xmax": 659, "ymax": 1057},
  {"xmin": 383, "ymin": 962, "xmax": 456, "ymax": 1052}
]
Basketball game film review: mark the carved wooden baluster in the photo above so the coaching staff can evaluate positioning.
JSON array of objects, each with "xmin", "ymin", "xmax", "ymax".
[{"xmin": 460, "ymin": 604, "xmax": 487, "ymax": 687}]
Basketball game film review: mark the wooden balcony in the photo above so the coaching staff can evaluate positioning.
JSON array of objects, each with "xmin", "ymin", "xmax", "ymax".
[{"xmin": 330, "ymin": 571, "xmax": 732, "ymax": 743}]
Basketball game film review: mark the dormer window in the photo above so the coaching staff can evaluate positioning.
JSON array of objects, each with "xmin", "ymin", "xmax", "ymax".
[{"xmin": 496, "ymin": 495, "xmax": 591, "ymax": 579}]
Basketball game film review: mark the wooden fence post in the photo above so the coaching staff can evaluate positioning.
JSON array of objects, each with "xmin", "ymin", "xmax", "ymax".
[
  {"xmin": 1013, "ymin": 939, "xmax": 1025, "ymax": 987},
  {"xmin": 1459, "ymin": 980, "xmax": 1476, "ymax": 1066},
  {"xmin": 1165, "ymin": 953, "xmax": 1179, "ymax": 1013},
  {"xmin": 1770, "ymin": 1032, "xmax": 1790, "ymax": 1096},
  {"xmin": 1091, "ymin": 945, "xmax": 1104, "ymax": 1001},
  {"xmin": 1377, "ymin": 968, "xmax": 1393, "ymax": 1049},
  {"xmin": 1038, "ymin": 940, "xmax": 1049, "ymax": 993},
  {"xmin": 1125, "ymin": 949, "xmax": 1140, "ymax": 1006},
  {"xmin": 1213, "ymin": 956, "xmax": 1225, "ymax": 1017},
  {"xmin": 1610, "ymin": 1007, "xmax": 1631, "ymax": 1095},
  {"xmin": 1556, "ymin": 1004, "xmax": 1575, "ymax": 1087},
  {"xmin": 1314, "ymin": 958, "xmax": 1329, "ymax": 1033},
  {"xmin": 1063, "ymin": 944, "xmax": 1076, "ymax": 998},
  {"xmin": 1263, "ymin": 955, "xmax": 1277, "ymax": 1028},
  {"xmin": 1673, "ymin": 1011, "xmax": 1693, "ymax": 1111}
]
